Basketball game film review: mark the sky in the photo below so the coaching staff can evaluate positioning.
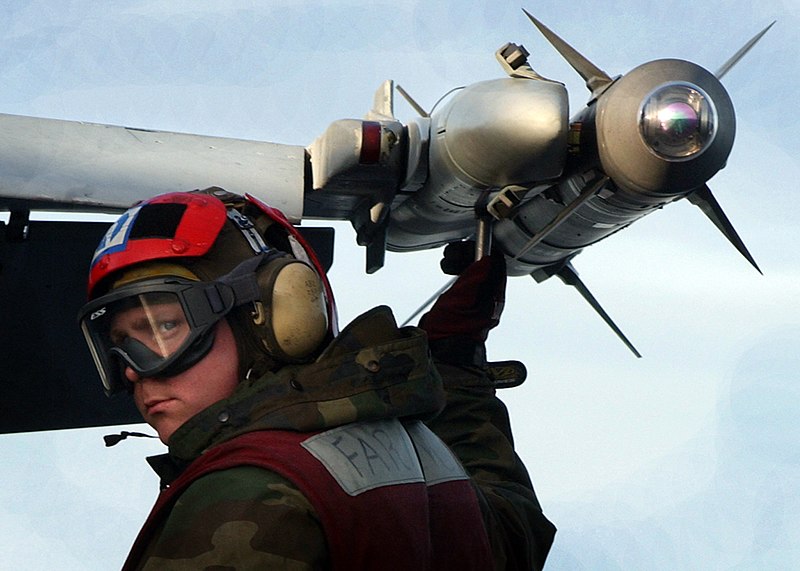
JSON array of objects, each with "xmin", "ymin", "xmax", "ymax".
[{"xmin": 1, "ymin": 1, "xmax": 799, "ymax": 569}]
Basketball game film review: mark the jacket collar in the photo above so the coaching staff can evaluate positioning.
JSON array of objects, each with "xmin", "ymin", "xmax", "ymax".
[{"xmin": 159, "ymin": 306, "xmax": 444, "ymax": 470}]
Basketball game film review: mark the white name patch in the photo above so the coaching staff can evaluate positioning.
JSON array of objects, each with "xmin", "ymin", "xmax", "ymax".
[
  {"xmin": 405, "ymin": 421, "xmax": 469, "ymax": 485},
  {"xmin": 302, "ymin": 419, "xmax": 425, "ymax": 496}
]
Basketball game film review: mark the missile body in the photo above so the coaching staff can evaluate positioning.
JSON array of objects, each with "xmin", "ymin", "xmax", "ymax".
[
  {"xmin": 376, "ymin": 58, "xmax": 735, "ymax": 277},
  {"xmin": 386, "ymin": 77, "xmax": 569, "ymax": 251},
  {"xmin": 307, "ymin": 57, "xmax": 738, "ymax": 282},
  {"xmin": 305, "ymin": 17, "xmax": 763, "ymax": 291}
]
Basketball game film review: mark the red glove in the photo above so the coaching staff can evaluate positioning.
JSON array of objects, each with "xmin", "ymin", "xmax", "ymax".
[{"xmin": 419, "ymin": 241, "xmax": 507, "ymax": 344}]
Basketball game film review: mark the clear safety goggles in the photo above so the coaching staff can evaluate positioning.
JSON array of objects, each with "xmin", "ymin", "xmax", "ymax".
[{"xmin": 78, "ymin": 257, "xmax": 264, "ymax": 395}]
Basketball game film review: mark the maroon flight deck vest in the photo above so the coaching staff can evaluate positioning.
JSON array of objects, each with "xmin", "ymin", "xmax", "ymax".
[{"xmin": 124, "ymin": 419, "xmax": 493, "ymax": 570}]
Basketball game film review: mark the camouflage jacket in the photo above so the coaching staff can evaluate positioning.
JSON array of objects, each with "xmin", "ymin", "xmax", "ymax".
[{"xmin": 124, "ymin": 306, "xmax": 554, "ymax": 570}]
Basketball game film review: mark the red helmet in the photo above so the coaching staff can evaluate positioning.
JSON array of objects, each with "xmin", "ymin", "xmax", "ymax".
[{"xmin": 79, "ymin": 188, "xmax": 336, "ymax": 395}]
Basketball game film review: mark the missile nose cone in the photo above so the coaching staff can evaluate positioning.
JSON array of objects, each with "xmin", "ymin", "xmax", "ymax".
[
  {"xmin": 596, "ymin": 59, "xmax": 735, "ymax": 195},
  {"xmin": 639, "ymin": 82, "xmax": 719, "ymax": 162}
]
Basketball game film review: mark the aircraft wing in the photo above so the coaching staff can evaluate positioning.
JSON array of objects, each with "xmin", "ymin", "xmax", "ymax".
[{"xmin": 0, "ymin": 113, "xmax": 305, "ymax": 220}]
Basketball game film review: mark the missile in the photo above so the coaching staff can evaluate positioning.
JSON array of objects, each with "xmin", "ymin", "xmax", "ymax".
[{"xmin": 307, "ymin": 13, "xmax": 772, "ymax": 353}]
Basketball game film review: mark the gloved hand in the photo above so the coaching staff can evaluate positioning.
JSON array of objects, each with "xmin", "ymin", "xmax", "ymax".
[{"xmin": 419, "ymin": 241, "xmax": 507, "ymax": 344}]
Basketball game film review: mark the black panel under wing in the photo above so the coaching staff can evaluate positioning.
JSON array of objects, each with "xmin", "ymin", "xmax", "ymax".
[{"xmin": 0, "ymin": 220, "xmax": 141, "ymax": 433}]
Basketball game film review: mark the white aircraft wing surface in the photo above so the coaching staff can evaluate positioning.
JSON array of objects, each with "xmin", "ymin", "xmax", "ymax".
[{"xmin": 0, "ymin": 113, "xmax": 306, "ymax": 220}]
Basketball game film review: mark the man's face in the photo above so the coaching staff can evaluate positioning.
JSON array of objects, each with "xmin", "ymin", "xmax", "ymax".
[{"xmin": 111, "ymin": 302, "xmax": 240, "ymax": 443}]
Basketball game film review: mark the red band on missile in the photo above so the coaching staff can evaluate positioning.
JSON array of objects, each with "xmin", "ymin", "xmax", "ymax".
[{"xmin": 360, "ymin": 121, "xmax": 381, "ymax": 164}]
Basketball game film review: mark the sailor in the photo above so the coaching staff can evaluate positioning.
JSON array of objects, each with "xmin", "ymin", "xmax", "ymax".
[{"xmin": 78, "ymin": 187, "xmax": 555, "ymax": 570}]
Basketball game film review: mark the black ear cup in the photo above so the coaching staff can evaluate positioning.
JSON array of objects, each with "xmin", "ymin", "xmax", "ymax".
[{"xmin": 252, "ymin": 257, "xmax": 329, "ymax": 361}]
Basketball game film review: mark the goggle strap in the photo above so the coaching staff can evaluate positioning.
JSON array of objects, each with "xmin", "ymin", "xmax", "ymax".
[{"xmin": 215, "ymin": 253, "xmax": 275, "ymax": 307}]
